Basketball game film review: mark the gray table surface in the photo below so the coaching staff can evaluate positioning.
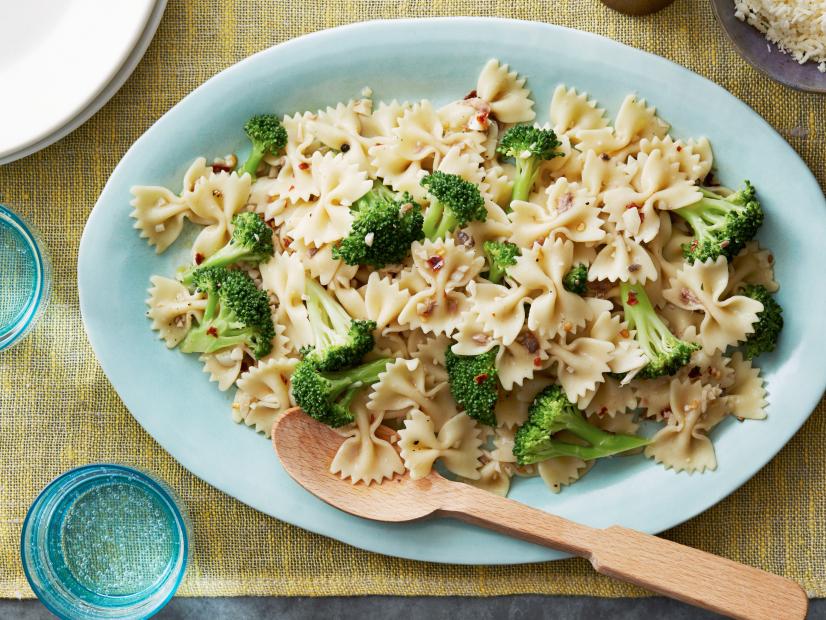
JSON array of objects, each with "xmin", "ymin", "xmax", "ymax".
[{"xmin": 1, "ymin": 596, "xmax": 824, "ymax": 619}]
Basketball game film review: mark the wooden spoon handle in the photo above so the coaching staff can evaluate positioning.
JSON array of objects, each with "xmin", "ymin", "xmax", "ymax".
[{"xmin": 440, "ymin": 483, "xmax": 808, "ymax": 620}]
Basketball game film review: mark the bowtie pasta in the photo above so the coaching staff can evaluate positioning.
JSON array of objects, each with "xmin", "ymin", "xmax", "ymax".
[{"xmin": 134, "ymin": 59, "xmax": 783, "ymax": 497}]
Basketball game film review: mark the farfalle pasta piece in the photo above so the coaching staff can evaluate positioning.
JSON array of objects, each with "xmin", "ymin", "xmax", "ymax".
[
  {"xmin": 232, "ymin": 357, "xmax": 298, "ymax": 435},
  {"xmin": 145, "ymin": 276, "xmax": 207, "ymax": 348},
  {"xmin": 496, "ymin": 332, "xmax": 549, "ymax": 390},
  {"xmin": 397, "ymin": 410, "xmax": 483, "ymax": 480},
  {"xmin": 591, "ymin": 410, "xmax": 640, "ymax": 436},
  {"xmin": 360, "ymin": 272, "xmax": 411, "ymax": 333},
  {"xmin": 726, "ymin": 352, "xmax": 767, "ymax": 420},
  {"xmin": 330, "ymin": 395, "xmax": 405, "ymax": 485},
  {"xmin": 201, "ymin": 346, "xmax": 246, "ymax": 392},
  {"xmin": 547, "ymin": 332, "xmax": 613, "ymax": 402},
  {"xmin": 130, "ymin": 185, "xmax": 191, "ymax": 253},
  {"xmin": 291, "ymin": 240, "xmax": 357, "ymax": 289},
  {"xmin": 436, "ymin": 144, "xmax": 485, "ymax": 184},
  {"xmin": 549, "ymin": 85, "xmax": 608, "ymax": 137},
  {"xmin": 475, "ymin": 59, "xmax": 535, "ymax": 123},
  {"xmin": 289, "ymin": 152, "xmax": 371, "ymax": 246},
  {"xmin": 644, "ymin": 379, "xmax": 722, "ymax": 473},
  {"xmin": 576, "ymin": 94, "xmax": 669, "ymax": 156},
  {"xmin": 602, "ymin": 150, "xmax": 701, "ymax": 242},
  {"xmin": 398, "ymin": 237, "xmax": 484, "ymax": 335},
  {"xmin": 580, "ymin": 149, "xmax": 629, "ymax": 195},
  {"xmin": 680, "ymin": 326, "xmax": 735, "ymax": 388},
  {"xmin": 259, "ymin": 251, "xmax": 313, "ymax": 350},
  {"xmin": 664, "ymin": 257, "xmax": 762, "ymax": 353},
  {"xmin": 480, "ymin": 163, "xmax": 513, "ymax": 208},
  {"xmin": 726, "ymin": 241, "xmax": 778, "ymax": 294},
  {"xmin": 508, "ymin": 180, "xmax": 603, "ymax": 248},
  {"xmin": 578, "ymin": 377, "xmax": 638, "ymax": 416},
  {"xmin": 411, "ymin": 334, "xmax": 451, "ymax": 386},
  {"xmin": 360, "ymin": 100, "xmax": 409, "ymax": 138},
  {"xmin": 508, "ymin": 237, "xmax": 592, "ymax": 340},
  {"xmin": 305, "ymin": 101, "xmax": 375, "ymax": 174},
  {"xmin": 588, "ymin": 231, "xmax": 658, "ymax": 285},
  {"xmin": 276, "ymin": 111, "xmax": 318, "ymax": 203},
  {"xmin": 367, "ymin": 358, "xmax": 458, "ymax": 430},
  {"xmin": 638, "ymin": 136, "xmax": 713, "ymax": 183},
  {"xmin": 185, "ymin": 169, "xmax": 253, "ymax": 261},
  {"xmin": 130, "ymin": 158, "xmax": 213, "ymax": 253},
  {"xmin": 463, "ymin": 459, "xmax": 512, "ymax": 496},
  {"xmin": 537, "ymin": 449, "xmax": 591, "ymax": 494},
  {"xmin": 469, "ymin": 280, "xmax": 530, "ymax": 347},
  {"xmin": 370, "ymin": 101, "xmax": 481, "ymax": 199},
  {"xmin": 494, "ymin": 375, "xmax": 554, "ymax": 430},
  {"xmin": 588, "ymin": 310, "xmax": 647, "ymax": 378}
]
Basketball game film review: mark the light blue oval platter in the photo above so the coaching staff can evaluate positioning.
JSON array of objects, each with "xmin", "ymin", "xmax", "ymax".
[{"xmin": 78, "ymin": 18, "xmax": 826, "ymax": 564}]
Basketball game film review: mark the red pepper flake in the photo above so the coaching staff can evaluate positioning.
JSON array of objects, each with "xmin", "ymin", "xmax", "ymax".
[
  {"xmin": 690, "ymin": 239, "xmax": 699, "ymax": 252},
  {"xmin": 720, "ymin": 239, "xmax": 730, "ymax": 249},
  {"xmin": 600, "ymin": 153, "xmax": 610, "ymax": 161},
  {"xmin": 211, "ymin": 162, "xmax": 234, "ymax": 173},
  {"xmin": 676, "ymin": 145, "xmax": 683, "ymax": 152},
  {"xmin": 288, "ymin": 184, "xmax": 295, "ymax": 191},
  {"xmin": 298, "ymin": 162, "xmax": 310, "ymax": 170},
  {"xmin": 464, "ymin": 89, "xmax": 478, "ymax": 100},
  {"xmin": 533, "ymin": 356, "xmax": 542, "ymax": 367},
  {"xmin": 767, "ymin": 253, "xmax": 774, "ymax": 264},
  {"xmin": 283, "ymin": 236, "xmax": 294, "ymax": 247},
  {"xmin": 195, "ymin": 253, "xmax": 205, "ymax": 265},
  {"xmin": 427, "ymin": 255, "xmax": 445, "ymax": 271},
  {"xmin": 626, "ymin": 291, "xmax": 638, "ymax": 306},
  {"xmin": 473, "ymin": 373, "xmax": 489, "ymax": 385},
  {"xmin": 206, "ymin": 326, "xmax": 218, "ymax": 337},
  {"xmin": 598, "ymin": 407, "xmax": 608, "ymax": 417}
]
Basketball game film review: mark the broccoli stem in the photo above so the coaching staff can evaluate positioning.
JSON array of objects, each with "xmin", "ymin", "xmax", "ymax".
[
  {"xmin": 512, "ymin": 158, "xmax": 540, "ymax": 203},
  {"xmin": 487, "ymin": 261, "xmax": 507, "ymax": 285},
  {"xmin": 305, "ymin": 278, "xmax": 352, "ymax": 336},
  {"xmin": 433, "ymin": 208, "xmax": 459, "ymax": 240},
  {"xmin": 241, "ymin": 143, "xmax": 266, "ymax": 177},
  {"xmin": 422, "ymin": 200, "xmax": 445, "ymax": 239},
  {"xmin": 324, "ymin": 357, "xmax": 391, "ymax": 390},
  {"xmin": 620, "ymin": 281, "xmax": 661, "ymax": 356}
]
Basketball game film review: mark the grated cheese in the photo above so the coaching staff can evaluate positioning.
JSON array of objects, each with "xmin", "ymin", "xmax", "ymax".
[{"xmin": 733, "ymin": 0, "xmax": 826, "ymax": 72}]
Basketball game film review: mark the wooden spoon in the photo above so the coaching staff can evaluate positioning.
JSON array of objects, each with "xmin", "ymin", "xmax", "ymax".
[{"xmin": 272, "ymin": 408, "xmax": 808, "ymax": 620}]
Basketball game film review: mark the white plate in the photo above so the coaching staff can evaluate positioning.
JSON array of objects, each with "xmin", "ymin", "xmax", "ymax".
[
  {"xmin": 0, "ymin": 0, "xmax": 167, "ymax": 166},
  {"xmin": 0, "ymin": 0, "xmax": 157, "ymax": 160}
]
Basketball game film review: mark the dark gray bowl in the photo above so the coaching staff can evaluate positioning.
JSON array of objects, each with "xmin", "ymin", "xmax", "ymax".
[{"xmin": 711, "ymin": 0, "xmax": 826, "ymax": 93}]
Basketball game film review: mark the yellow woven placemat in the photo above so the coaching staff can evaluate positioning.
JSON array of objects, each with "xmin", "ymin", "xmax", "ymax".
[{"xmin": 1, "ymin": 0, "xmax": 824, "ymax": 599}]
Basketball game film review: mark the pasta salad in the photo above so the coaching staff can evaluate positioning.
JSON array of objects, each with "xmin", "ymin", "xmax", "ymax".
[{"xmin": 133, "ymin": 59, "xmax": 783, "ymax": 496}]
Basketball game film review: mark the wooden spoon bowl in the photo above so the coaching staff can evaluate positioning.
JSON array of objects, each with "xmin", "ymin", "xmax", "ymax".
[{"xmin": 273, "ymin": 408, "xmax": 808, "ymax": 620}]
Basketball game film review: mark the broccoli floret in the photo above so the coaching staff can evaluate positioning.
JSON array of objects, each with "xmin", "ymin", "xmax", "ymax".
[
  {"xmin": 674, "ymin": 182, "xmax": 764, "ymax": 263},
  {"xmin": 180, "ymin": 212, "xmax": 274, "ymax": 286},
  {"xmin": 292, "ymin": 357, "xmax": 391, "ymax": 427},
  {"xmin": 332, "ymin": 184, "xmax": 424, "ymax": 268},
  {"xmin": 513, "ymin": 384, "xmax": 649, "ymax": 465},
  {"xmin": 482, "ymin": 240, "xmax": 520, "ymax": 284},
  {"xmin": 420, "ymin": 171, "xmax": 487, "ymax": 240},
  {"xmin": 444, "ymin": 346, "xmax": 499, "ymax": 426},
  {"xmin": 239, "ymin": 114, "xmax": 288, "ymax": 178},
  {"xmin": 562, "ymin": 263, "xmax": 589, "ymax": 295},
  {"xmin": 496, "ymin": 125, "xmax": 563, "ymax": 206},
  {"xmin": 180, "ymin": 266, "xmax": 274, "ymax": 359},
  {"xmin": 741, "ymin": 284, "xmax": 783, "ymax": 359},
  {"xmin": 302, "ymin": 278, "xmax": 376, "ymax": 371},
  {"xmin": 619, "ymin": 282, "xmax": 699, "ymax": 379}
]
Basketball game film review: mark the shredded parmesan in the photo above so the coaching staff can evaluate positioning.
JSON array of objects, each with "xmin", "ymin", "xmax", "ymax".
[{"xmin": 733, "ymin": 0, "xmax": 826, "ymax": 72}]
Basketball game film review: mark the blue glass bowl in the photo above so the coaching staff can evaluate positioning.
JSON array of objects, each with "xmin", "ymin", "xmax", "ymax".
[
  {"xmin": 21, "ymin": 465, "xmax": 190, "ymax": 620},
  {"xmin": 0, "ymin": 204, "xmax": 51, "ymax": 352}
]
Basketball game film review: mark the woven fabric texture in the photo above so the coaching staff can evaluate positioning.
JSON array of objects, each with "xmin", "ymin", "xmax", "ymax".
[{"xmin": 0, "ymin": 0, "xmax": 824, "ymax": 599}]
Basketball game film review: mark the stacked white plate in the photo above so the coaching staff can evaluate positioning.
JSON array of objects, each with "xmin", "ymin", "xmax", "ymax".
[{"xmin": 0, "ymin": 0, "xmax": 167, "ymax": 165}]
